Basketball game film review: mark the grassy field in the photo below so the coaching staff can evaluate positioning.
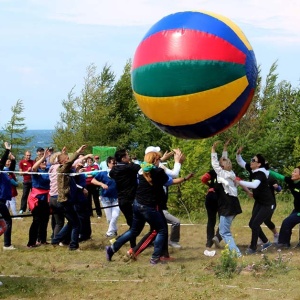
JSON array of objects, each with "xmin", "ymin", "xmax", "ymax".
[{"xmin": 1, "ymin": 193, "xmax": 300, "ymax": 300}]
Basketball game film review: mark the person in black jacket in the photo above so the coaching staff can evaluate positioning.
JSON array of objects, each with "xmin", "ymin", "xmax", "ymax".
[
  {"xmin": 106, "ymin": 150, "xmax": 193, "ymax": 264},
  {"xmin": 109, "ymin": 149, "xmax": 141, "ymax": 248},
  {"xmin": 235, "ymin": 154, "xmax": 275, "ymax": 254}
]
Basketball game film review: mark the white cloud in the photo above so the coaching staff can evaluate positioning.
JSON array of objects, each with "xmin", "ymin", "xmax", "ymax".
[{"xmin": 26, "ymin": 0, "xmax": 300, "ymax": 45}]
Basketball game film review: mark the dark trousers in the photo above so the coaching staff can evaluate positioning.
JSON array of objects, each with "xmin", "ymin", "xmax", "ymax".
[
  {"xmin": 119, "ymin": 200, "xmax": 136, "ymax": 248},
  {"xmin": 28, "ymin": 200, "xmax": 50, "ymax": 246},
  {"xmin": 86, "ymin": 185, "xmax": 101, "ymax": 216},
  {"xmin": 20, "ymin": 182, "xmax": 32, "ymax": 212},
  {"xmin": 205, "ymin": 191, "xmax": 222, "ymax": 247},
  {"xmin": 249, "ymin": 202, "xmax": 274, "ymax": 250},
  {"xmin": 74, "ymin": 201, "xmax": 92, "ymax": 241},
  {"xmin": 0, "ymin": 200, "xmax": 12, "ymax": 247},
  {"xmin": 278, "ymin": 210, "xmax": 300, "ymax": 246}
]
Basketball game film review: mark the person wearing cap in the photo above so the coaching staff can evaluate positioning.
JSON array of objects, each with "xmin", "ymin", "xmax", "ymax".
[
  {"xmin": 106, "ymin": 149, "xmax": 193, "ymax": 264},
  {"xmin": 36, "ymin": 147, "xmax": 45, "ymax": 160},
  {"xmin": 127, "ymin": 146, "xmax": 186, "ymax": 260},
  {"xmin": 18, "ymin": 150, "xmax": 34, "ymax": 214}
]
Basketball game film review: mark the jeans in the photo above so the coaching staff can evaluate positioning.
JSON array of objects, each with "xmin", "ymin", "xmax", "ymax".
[
  {"xmin": 20, "ymin": 182, "xmax": 32, "ymax": 212},
  {"xmin": 118, "ymin": 199, "xmax": 136, "ymax": 248},
  {"xmin": 0, "ymin": 201, "xmax": 12, "ymax": 247},
  {"xmin": 113, "ymin": 200, "xmax": 168, "ymax": 259},
  {"xmin": 278, "ymin": 210, "xmax": 300, "ymax": 246},
  {"xmin": 163, "ymin": 210, "xmax": 180, "ymax": 243},
  {"xmin": 52, "ymin": 202, "xmax": 80, "ymax": 250},
  {"xmin": 49, "ymin": 196, "xmax": 65, "ymax": 238},
  {"xmin": 219, "ymin": 215, "xmax": 241, "ymax": 256},
  {"xmin": 101, "ymin": 197, "xmax": 120, "ymax": 235}
]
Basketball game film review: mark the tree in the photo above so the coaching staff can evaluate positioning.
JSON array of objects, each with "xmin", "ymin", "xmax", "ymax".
[{"xmin": 2, "ymin": 99, "xmax": 32, "ymax": 157}]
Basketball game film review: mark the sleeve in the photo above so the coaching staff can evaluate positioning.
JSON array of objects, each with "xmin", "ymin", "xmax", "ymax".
[
  {"xmin": 236, "ymin": 154, "xmax": 246, "ymax": 169},
  {"xmin": 221, "ymin": 150, "xmax": 228, "ymax": 159},
  {"xmin": 201, "ymin": 172, "xmax": 211, "ymax": 184},
  {"xmin": 161, "ymin": 162, "xmax": 181, "ymax": 178},
  {"xmin": 164, "ymin": 175, "xmax": 174, "ymax": 187},
  {"xmin": 211, "ymin": 153, "xmax": 223, "ymax": 175},
  {"xmin": 0, "ymin": 149, "xmax": 10, "ymax": 171},
  {"xmin": 239, "ymin": 179, "xmax": 261, "ymax": 189},
  {"xmin": 269, "ymin": 170, "xmax": 286, "ymax": 182}
]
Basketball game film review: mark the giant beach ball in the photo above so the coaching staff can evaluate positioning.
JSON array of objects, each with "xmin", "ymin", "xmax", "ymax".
[{"xmin": 131, "ymin": 11, "xmax": 257, "ymax": 139}]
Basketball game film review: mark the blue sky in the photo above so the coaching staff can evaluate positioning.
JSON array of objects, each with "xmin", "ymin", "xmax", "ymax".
[{"xmin": 0, "ymin": 0, "xmax": 299, "ymax": 130}]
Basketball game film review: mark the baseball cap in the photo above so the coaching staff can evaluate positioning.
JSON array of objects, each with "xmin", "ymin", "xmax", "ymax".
[{"xmin": 145, "ymin": 146, "xmax": 161, "ymax": 154}]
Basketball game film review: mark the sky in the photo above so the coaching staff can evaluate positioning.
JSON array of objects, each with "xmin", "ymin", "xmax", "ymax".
[{"xmin": 0, "ymin": 0, "xmax": 299, "ymax": 130}]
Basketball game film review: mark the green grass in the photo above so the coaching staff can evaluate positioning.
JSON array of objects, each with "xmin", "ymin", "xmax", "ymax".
[{"xmin": 1, "ymin": 193, "xmax": 300, "ymax": 299}]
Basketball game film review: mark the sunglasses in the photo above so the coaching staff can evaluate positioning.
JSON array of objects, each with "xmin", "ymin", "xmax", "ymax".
[{"xmin": 251, "ymin": 158, "xmax": 258, "ymax": 163}]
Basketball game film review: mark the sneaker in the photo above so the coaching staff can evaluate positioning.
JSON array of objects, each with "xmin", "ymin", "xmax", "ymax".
[
  {"xmin": 106, "ymin": 232, "xmax": 117, "ymax": 237},
  {"xmin": 150, "ymin": 257, "xmax": 160, "ymax": 265},
  {"xmin": 19, "ymin": 210, "xmax": 23, "ymax": 215},
  {"xmin": 273, "ymin": 233, "xmax": 279, "ymax": 244},
  {"xmin": 168, "ymin": 241, "xmax": 181, "ymax": 248},
  {"xmin": 245, "ymin": 248, "xmax": 257, "ymax": 255},
  {"xmin": 123, "ymin": 248, "xmax": 136, "ymax": 262},
  {"xmin": 257, "ymin": 238, "xmax": 263, "ymax": 246},
  {"xmin": 105, "ymin": 246, "xmax": 114, "ymax": 261},
  {"xmin": 27, "ymin": 244, "xmax": 39, "ymax": 248},
  {"xmin": 261, "ymin": 241, "xmax": 272, "ymax": 251},
  {"xmin": 3, "ymin": 245, "xmax": 16, "ymax": 250},
  {"xmin": 212, "ymin": 236, "xmax": 221, "ymax": 249}
]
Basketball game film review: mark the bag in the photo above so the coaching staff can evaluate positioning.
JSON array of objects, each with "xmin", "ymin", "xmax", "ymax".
[{"xmin": 0, "ymin": 219, "xmax": 7, "ymax": 236}]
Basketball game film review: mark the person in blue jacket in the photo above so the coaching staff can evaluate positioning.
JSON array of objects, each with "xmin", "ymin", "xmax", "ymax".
[{"xmin": 0, "ymin": 142, "xmax": 16, "ymax": 250}]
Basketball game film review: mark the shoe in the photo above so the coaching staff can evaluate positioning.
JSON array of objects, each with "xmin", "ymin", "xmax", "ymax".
[
  {"xmin": 105, "ymin": 246, "xmax": 114, "ymax": 261},
  {"xmin": 59, "ymin": 242, "xmax": 67, "ymax": 247},
  {"xmin": 19, "ymin": 210, "xmax": 23, "ymax": 215},
  {"xmin": 257, "ymin": 238, "xmax": 263, "ymax": 246},
  {"xmin": 276, "ymin": 243, "xmax": 290, "ymax": 249},
  {"xmin": 106, "ymin": 232, "xmax": 117, "ymax": 237},
  {"xmin": 261, "ymin": 241, "xmax": 272, "ymax": 251},
  {"xmin": 168, "ymin": 241, "xmax": 181, "ymax": 248},
  {"xmin": 160, "ymin": 256, "xmax": 175, "ymax": 261},
  {"xmin": 127, "ymin": 248, "xmax": 135, "ymax": 258},
  {"xmin": 69, "ymin": 248, "xmax": 82, "ymax": 252},
  {"xmin": 150, "ymin": 257, "xmax": 160, "ymax": 265},
  {"xmin": 97, "ymin": 215, "xmax": 101, "ymax": 219},
  {"xmin": 212, "ymin": 236, "xmax": 221, "ymax": 249},
  {"xmin": 27, "ymin": 244, "xmax": 39, "ymax": 248},
  {"xmin": 245, "ymin": 248, "xmax": 257, "ymax": 255},
  {"xmin": 3, "ymin": 245, "xmax": 16, "ymax": 250},
  {"xmin": 273, "ymin": 233, "xmax": 279, "ymax": 244}
]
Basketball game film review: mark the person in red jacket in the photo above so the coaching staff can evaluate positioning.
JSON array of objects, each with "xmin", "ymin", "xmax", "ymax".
[
  {"xmin": 19, "ymin": 150, "xmax": 34, "ymax": 214},
  {"xmin": 85, "ymin": 157, "xmax": 102, "ymax": 218}
]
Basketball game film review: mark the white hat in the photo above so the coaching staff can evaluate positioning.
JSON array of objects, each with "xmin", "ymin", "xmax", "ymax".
[{"xmin": 145, "ymin": 146, "xmax": 161, "ymax": 154}]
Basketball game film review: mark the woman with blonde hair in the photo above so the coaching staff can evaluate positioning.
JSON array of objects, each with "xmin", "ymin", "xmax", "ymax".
[{"xmin": 106, "ymin": 150, "xmax": 193, "ymax": 264}]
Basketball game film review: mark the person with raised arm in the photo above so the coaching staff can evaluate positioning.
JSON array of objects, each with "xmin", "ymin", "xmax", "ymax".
[{"xmin": 0, "ymin": 142, "xmax": 16, "ymax": 250}]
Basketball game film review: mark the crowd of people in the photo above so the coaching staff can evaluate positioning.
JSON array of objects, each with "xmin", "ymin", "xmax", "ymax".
[{"xmin": 1, "ymin": 140, "xmax": 300, "ymax": 263}]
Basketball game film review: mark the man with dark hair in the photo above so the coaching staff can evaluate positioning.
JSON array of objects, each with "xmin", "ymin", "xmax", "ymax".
[
  {"xmin": 109, "ymin": 149, "xmax": 140, "ymax": 247},
  {"xmin": 19, "ymin": 150, "xmax": 34, "ymax": 214}
]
